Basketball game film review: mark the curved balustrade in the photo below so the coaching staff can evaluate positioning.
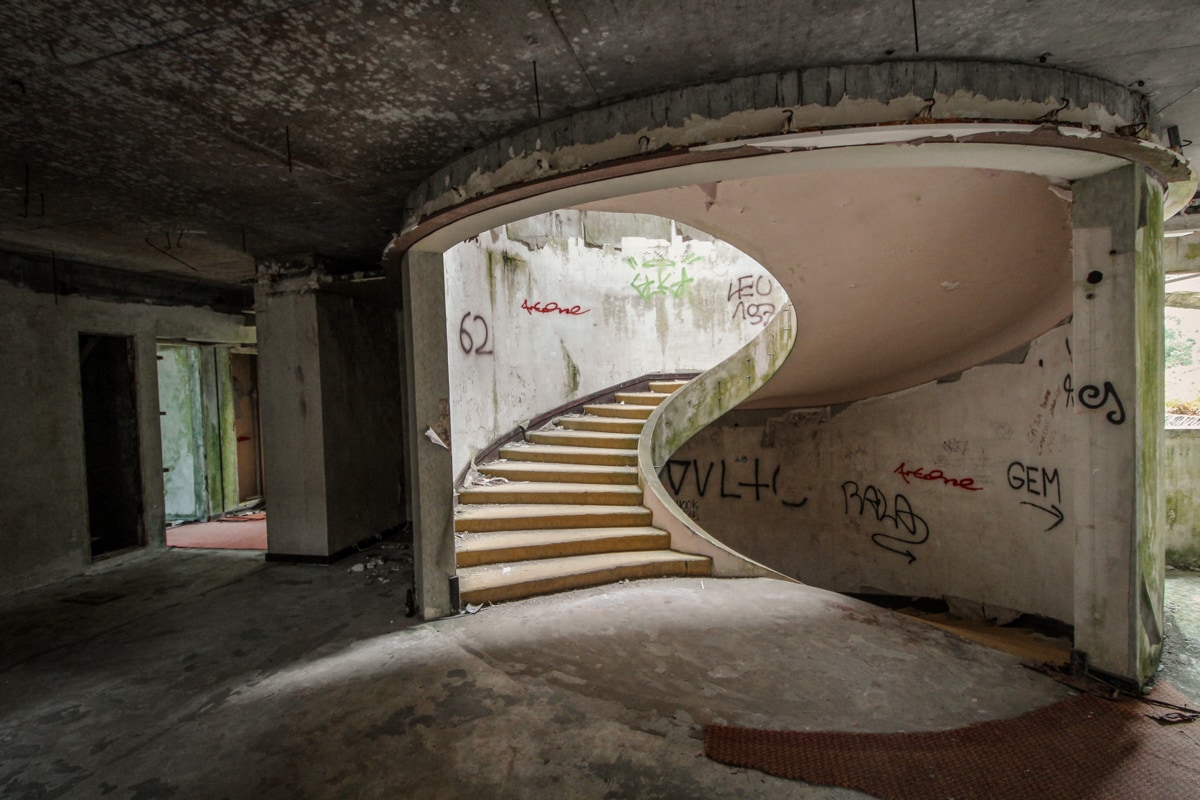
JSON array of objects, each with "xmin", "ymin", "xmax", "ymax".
[{"xmin": 637, "ymin": 303, "xmax": 799, "ymax": 578}]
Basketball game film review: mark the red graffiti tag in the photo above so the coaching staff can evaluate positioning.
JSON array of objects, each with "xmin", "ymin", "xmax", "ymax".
[
  {"xmin": 894, "ymin": 462, "xmax": 982, "ymax": 492},
  {"xmin": 521, "ymin": 299, "xmax": 590, "ymax": 316}
]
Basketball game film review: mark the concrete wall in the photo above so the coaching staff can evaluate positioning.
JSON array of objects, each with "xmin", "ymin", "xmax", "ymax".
[
  {"xmin": 0, "ymin": 280, "xmax": 253, "ymax": 594},
  {"xmin": 667, "ymin": 324, "xmax": 1077, "ymax": 623},
  {"xmin": 316, "ymin": 293, "xmax": 405, "ymax": 554},
  {"xmin": 258, "ymin": 282, "xmax": 406, "ymax": 560},
  {"xmin": 258, "ymin": 288, "xmax": 328, "ymax": 557},
  {"xmin": 1166, "ymin": 429, "xmax": 1200, "ymax": 570},
  {"xmin": 443, "ymin": 209, "xmax": 786, "ymax": 474}
]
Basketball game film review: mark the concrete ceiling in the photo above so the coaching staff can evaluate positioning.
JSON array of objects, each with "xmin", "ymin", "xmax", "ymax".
[
  {"xmin": 585, "ymin": 167, "xmax": 1073, "ymax": 407},
  {"xmin": 1, "ymin": 2, "xmax": 1198, "ymax": 288}
]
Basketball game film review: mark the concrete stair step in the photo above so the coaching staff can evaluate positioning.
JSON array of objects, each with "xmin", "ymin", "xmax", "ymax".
[
  {"xmin": 455, "ymin": 526, "xmax": 669, "ymax": 567},
  {"xmin": 477, "ymin": 461, "xmax": 638, "ymax": 484},
  {"xmin": 582, "ymin": 403, "xmax": 658, "ymax": 420},
  {"xmin": 613, "ymin": 391, "xmax": 670, "ymax": 406},
  {"xmin": 498, "ymin": 444, "xmax": 638, "ymax": 466},
  {"xmin": 457, "ymin": 550, "xmax": 712, "ymax": 604},
  {"xmin": 555, "ymin": 415, "xmax": 645, "ymax": 435},
  {"xmin": 459, "ymin": 482, "xmax": 643, "ymax": 506},
  {"xmin": 455, "ymin": 503, "xmax": 652, "ymax": 533},
  {"xmin": 527, "ymin": 429, "xmax": 640, "ymax": 449},
  {"xmin": 648, "ymin": 379, "xmax": 689, "ymax": 393}
]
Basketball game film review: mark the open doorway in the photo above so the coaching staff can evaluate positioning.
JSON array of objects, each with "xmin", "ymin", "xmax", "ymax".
[
  {"xmin": 80, "ymin": 333, "xmax": 144, "ymax": 558},
  {"xmin": 157, "ymin": 343, "xmax": 266, "ymax": 551}
]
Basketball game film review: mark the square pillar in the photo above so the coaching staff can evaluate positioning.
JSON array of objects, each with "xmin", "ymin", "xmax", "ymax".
[
  {"xmin": 257, "ymin": 270, "xmax": 405, "ymax": 562},
  {"xmin": 398, "ymin": 251, "xmax": 456, "ymax": 619},
  {"xmin": 1071, "ymin": 164, "xmax": 1166, "ymax": 686}
]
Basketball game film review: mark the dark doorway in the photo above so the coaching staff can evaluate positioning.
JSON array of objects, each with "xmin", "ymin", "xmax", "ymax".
[{"xmin": 80, "ymin": 334, "xmax": 144, "ymax": 558}]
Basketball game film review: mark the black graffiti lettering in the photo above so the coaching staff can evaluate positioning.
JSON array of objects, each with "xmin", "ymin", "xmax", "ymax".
[
  {"xmin": 1063, "ymin": 373, "xmax": 1075, "ymax": 408},
  {"xmin": 458, "ymin": 311, "xmax": 494, "ymax": 355},
  {"xmin": 1043, "ymin": 468, "xmax": 1061, "ymax": 504},
  {"xmin": 1078, "ymin": 381, "xmax": 1126, "ymax": 425},
  {"xmin": 694, "ymin": 461, "xmax": 714, "ymax": 497},
  {"xmin": 1006, "ymin": 461, "xmax": 1062, "ymax": 503},
  {"xmin": 719, "ymin": 460, "xmax": 742, "ymax": 498},
  {"xmin": 727, "ymin": 275, "xmax": 755, "ymax": 302},
  {"xmin": 842, "ymin": 481, "xmax": 930, "ymax": 564},
  {"xmin": 737, "ymin": 458, "xmax": 771, "ymax": 501},
  {"xmin": 665, "ymin": 458, "xmax": 805, "ymax": 507},
  {"xmin": 663, "ymin": 460, "xmax": 691, "ymax": 495}
]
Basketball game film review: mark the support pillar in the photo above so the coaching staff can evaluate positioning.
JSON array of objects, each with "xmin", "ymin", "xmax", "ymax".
[
  {"xmin": 257, "ymin": 266, "xmax": 405, "ymax": 562},
  {"xmin": 1071, "ymin": 163, "xmax": 1166, "ymax": 686},
  {"xmin": 398, "ymin": 251, "xmax": 455, "ymax": 619}
]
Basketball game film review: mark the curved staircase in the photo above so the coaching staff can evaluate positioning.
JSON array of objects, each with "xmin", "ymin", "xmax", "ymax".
[{"xmin": 454, "ymin": 380, "xmax": 712, "ymax": 605}]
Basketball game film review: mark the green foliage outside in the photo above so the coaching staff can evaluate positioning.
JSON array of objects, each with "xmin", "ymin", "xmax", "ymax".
[
  {"xmin": 1165, "ymin": 315, "xmax": 1200, "ymax": 415},
  {"xmin": 1166, "ymin": 315, "xmax": 1196, "ymax": 369}
]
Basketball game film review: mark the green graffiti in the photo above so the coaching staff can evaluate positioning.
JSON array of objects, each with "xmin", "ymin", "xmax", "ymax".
[
  {"xmin": 632, "ymin": 266, "xmax": 694, "ymax": 300},
  {"xmin": 626, "ymin": 253, "xmax": 700, "ymax": 300}
]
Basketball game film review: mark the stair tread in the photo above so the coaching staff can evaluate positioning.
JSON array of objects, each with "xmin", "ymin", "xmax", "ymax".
[
  {"xmin": 455, "ymin": 503, "xmax": 652, "ymax": 532},
  {"xmin": 582, "ymin": 403, "xmax": 659, "ymax": 419},
  {"xmin": 555, "ymin": 415, "xmax": 645, "ymax": 433},
  {"xmin": 528, "ymin": 430, "xmax": 640, "ymax": 448},
  {"xmin": 613, "ymin": 391, "xmax": 669, "ymax": 405},
  {"xmin": 498, "ymin": 444, "xmax": 638, "ymax": 465},
  {"xmin": 456, "ymin": 503, "xmax": 650, "ymax": 519},
  {"xmin": 648, "ymin": 380, "xmax": 689, "ymax": 393},
  {"xmin": 457, "ymin": 550, "xmax": 711, "ymax": 594},
  {"xmin": 459, "ymin": 482, "xmax": 643, "ymax": 505},
  {"xmin": 457, "ymin": 526, "xmax": 668, "ymax": 552},
  {"xmin": 478, "ymin": 462, "xmax": 638, "ymax": 483}
]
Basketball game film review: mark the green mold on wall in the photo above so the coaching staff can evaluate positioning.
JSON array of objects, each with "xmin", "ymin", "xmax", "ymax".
[
  {"xmin": 1134, "ymin": 175, "xmax": 1166, "ymax": 683},
  {"xmin": 561, "ymin": 344, "xmax": 581, "ymax": 395}
]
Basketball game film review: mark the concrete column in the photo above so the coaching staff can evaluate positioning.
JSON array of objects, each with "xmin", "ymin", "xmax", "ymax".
[
  {"xmin": 257, "ymin": 274, "xmax": 406, "ymax": 561},
  {"xmin": 398, "ymin": 251, "xmax": 455, "ymax": 619},
  {"xmin": 1071, "ymin": 164, "xmax": 1166, "ymax": 686},
  {"xmin": 258, "ymin": 284, "xmax": 331, "ymax": 558}
]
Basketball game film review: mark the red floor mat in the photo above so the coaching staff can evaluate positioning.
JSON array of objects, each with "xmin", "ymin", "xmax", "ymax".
[
  {"xmin": 166, "ymin": 519, "xmax": 267, "ymax": 551},
  {"xmin": 705, "ymin": 684, "xmax": 1200, "ymax": 800}
]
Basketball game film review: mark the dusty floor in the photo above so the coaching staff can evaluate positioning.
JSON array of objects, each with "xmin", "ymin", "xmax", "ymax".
[
  {"xmin": 0, "ymin": 549, "xmax": 1195, "ymax": 799},
  {"xmin": 1162, "ymin": 569, "xmax": 1200, "ymax": 703}
]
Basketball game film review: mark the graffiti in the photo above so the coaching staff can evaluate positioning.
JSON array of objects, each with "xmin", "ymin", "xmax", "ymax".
[
  {"xmin": 1064, "ymin": 373, "xmax": 1125, "ymax": 424},
  {"xmin": 662, "ymin": 457, "xmax": 807, "ymax": 509},
  {"xmin": 627, "ymin": 254, "xmax": 698, "ymax": 300},
  {"xmin": 732, "ymin": 301, "xmax": 776, "ymax": 326},
  {"xmin": 521, "ymin": 299, "xmax": 590, "ymax": 316},
  {"xmin": 458, "ymin": 312, "xmax": 493, "ymax": 355},
  {"xmin": 842, "ymin": 481, "xmax": 929, "ymax": 564},
  {"xmin": 1078, "ymin": 381, "xmax": 1126, "ymax": 425},
  {"xmin": 727, "ymin": 274, "xmax": 776, "ymax": 326},
  {"xmin": 893, "ymin": 462, "xmax": 982, "ymax": 492},
  {"xmin": 1006, "ymin": 461, "xmax": 1064, "ymax": 531},
  {"xmin": 677, "ymin": 499, "xmax": 700, "ymax": 521}
]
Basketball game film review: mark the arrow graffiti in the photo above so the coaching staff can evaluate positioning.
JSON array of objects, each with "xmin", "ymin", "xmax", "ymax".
[
  {"xmin": 1020, "ymin": 500, "xmax": 1064, "ymax": 531},
  {"xmin": 842, "ymin": 481, "xmax": 930, "ymax": 564}
]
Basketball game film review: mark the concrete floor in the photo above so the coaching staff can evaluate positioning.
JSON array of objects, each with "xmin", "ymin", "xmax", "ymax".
[
  {"xmin": 3, "ymin": 546, "xmax": 1195, "ymax": 800},
  {"xmin": 1162, "ymin": 569, "xmax": 1200, "ymax": 703}
]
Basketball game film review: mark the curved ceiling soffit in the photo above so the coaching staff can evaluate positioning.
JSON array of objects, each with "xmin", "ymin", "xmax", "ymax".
[
  {"xmin": 384, "ymin": 60, "xmax": 1195, "ymax": 261},
  {"xmin": 384, "ymin": 60, "xmax": 1193, "ymax": 410},
  {"xmin": 582, "ymin": 167, "xmax": 1074, "ymax": 409}
]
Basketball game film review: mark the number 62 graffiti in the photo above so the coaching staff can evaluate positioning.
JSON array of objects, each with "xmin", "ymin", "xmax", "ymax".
[{"xmin": 459, "ymin": 312, "xmax": 494, "ymax": 355}]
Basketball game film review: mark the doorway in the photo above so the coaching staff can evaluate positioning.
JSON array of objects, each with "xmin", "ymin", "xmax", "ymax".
[
  {"xmin": 79, "ymin": 333, "xmax": 144, "ymax": 558},
  {"xmin": 158, "ymin": 344, "xmax": 266, "ymax": 551}
]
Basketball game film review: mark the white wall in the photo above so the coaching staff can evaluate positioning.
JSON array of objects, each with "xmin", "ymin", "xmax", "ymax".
[
  {"xmin": 0, "ymin": 280, "xmax": 253, "ymax": 593},
  {"xmin": 443, "ymin": 210, "xmax": 786, "ymax": 474},
  {"xmin": 667, "ymin": 324, "xmax": 1077, "ymax": 623}
]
